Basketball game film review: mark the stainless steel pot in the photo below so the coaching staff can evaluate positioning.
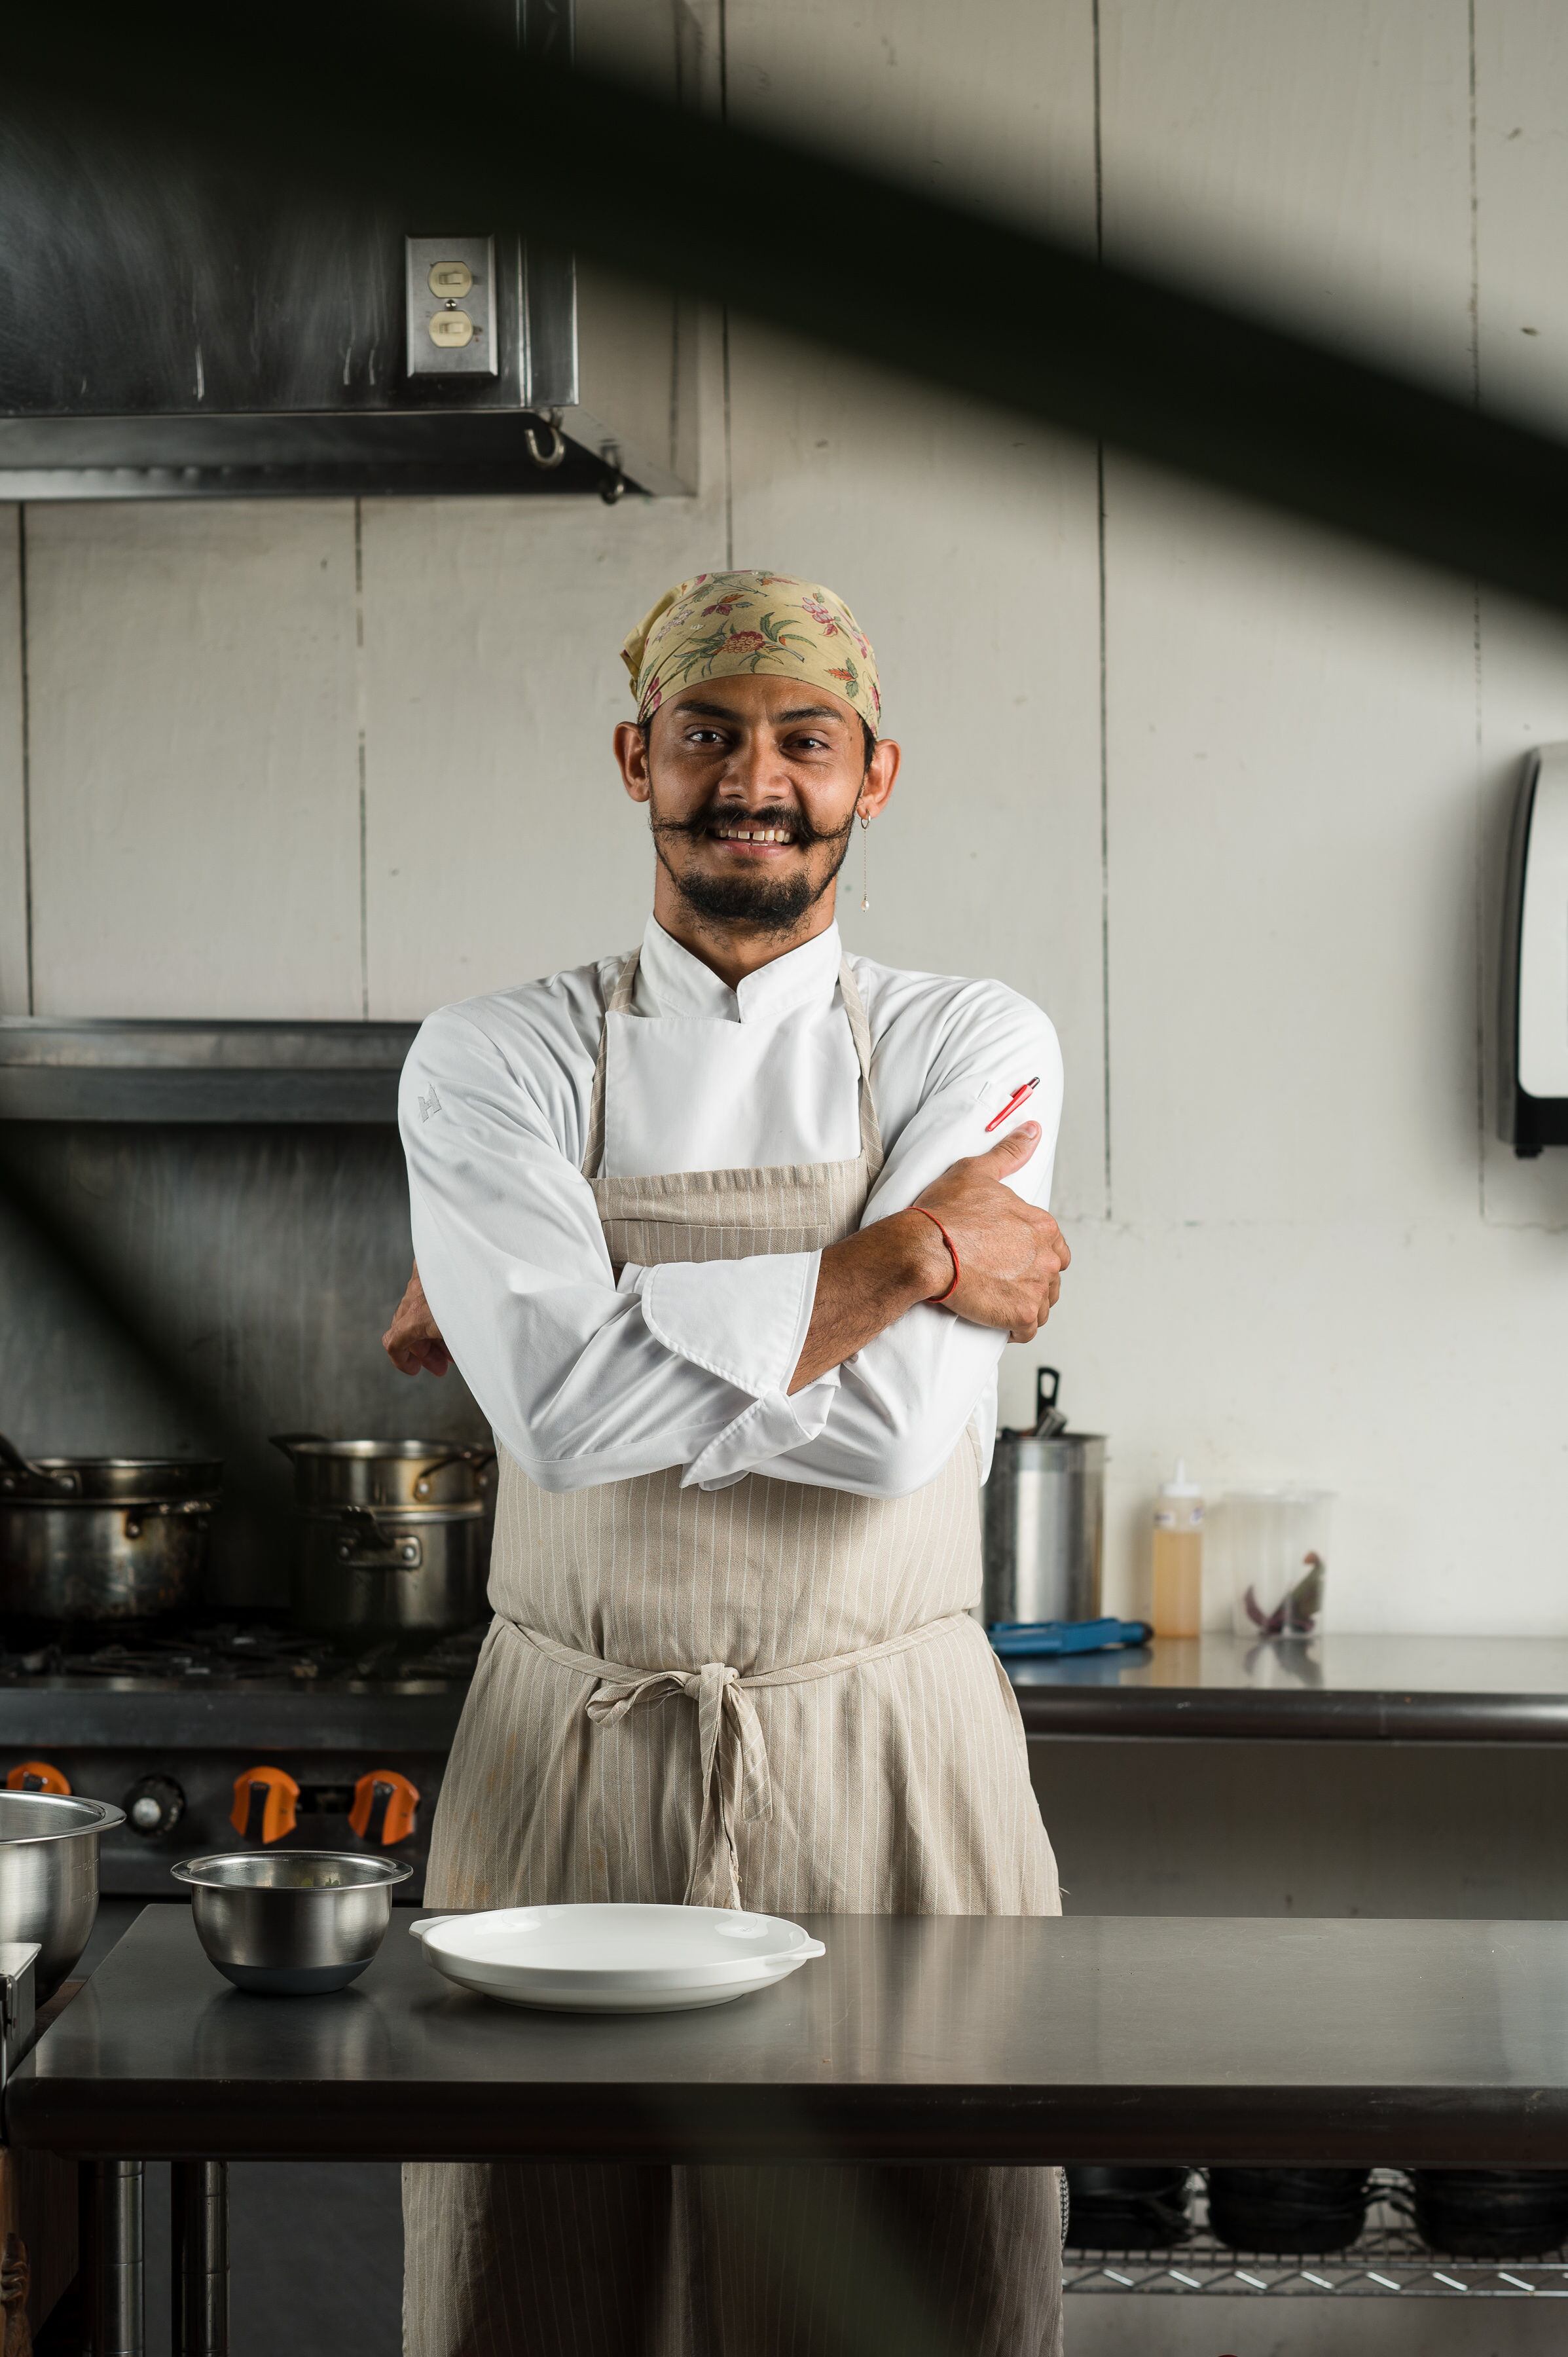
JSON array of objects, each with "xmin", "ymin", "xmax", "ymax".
[
  {"xmin": 172, "ymin": 1850, "xmax": 410, "ymax": 1995},
  {"xmin": 981, "ymin": 1368, "xmax": 1106, "ymax": 1627},
  {"xmin": 270, "ymin": 1434, "xmax": 495, "ymax": 1510},
  {"xmin": 291, "ymin": 1505, "xmax": 487, "ymax": 1640},
  {"xmin": 0, "ymin": 1789, "xmax": 126, "ymax": 1997},
  {"xmin": 0, "ymin": 1437, "xmax": 221, "ymax": 1622}
]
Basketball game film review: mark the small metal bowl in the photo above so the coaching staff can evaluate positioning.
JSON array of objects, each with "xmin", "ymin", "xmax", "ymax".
[{"xmin": 172, "ymin": 1851, "xmax": 412, "ymax": 1996}]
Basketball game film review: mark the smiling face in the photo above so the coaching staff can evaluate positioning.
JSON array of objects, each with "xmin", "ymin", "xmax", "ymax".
[{"xmin": 614, "ymin": 673, "xmax": 899, "ymax": 980}]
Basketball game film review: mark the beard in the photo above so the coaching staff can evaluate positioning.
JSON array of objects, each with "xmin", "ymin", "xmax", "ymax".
[{"xmin": 650, "ymin": 797, "xmax": 854, "ymax": 934}]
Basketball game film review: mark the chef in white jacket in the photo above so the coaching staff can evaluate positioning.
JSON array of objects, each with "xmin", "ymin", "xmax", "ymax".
[{"xmin": 386, "ymin": 570, "xmax": 1071, "ymax": 2357}]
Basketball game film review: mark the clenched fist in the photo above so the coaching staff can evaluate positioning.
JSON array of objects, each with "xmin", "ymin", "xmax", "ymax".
[{"xmin": 382, "ymin": 1260, "xmax": 451, "ymax": 1378}]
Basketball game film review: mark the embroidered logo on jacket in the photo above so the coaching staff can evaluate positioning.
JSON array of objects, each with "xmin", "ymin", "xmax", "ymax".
[{"xmin": 418, "ymin": 1086, "xmax": 443, "ymax": 1123}]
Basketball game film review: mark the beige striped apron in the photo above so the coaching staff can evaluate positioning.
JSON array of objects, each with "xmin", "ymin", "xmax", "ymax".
[{"xmin": 405, "ymin": 951, "xmax": 1063, "ymax": 2357}]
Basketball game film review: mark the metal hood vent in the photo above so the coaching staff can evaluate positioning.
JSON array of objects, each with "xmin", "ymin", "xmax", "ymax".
[{"xmin": 0, "ymin": 0, "xmax": 691, "ymax": 500}]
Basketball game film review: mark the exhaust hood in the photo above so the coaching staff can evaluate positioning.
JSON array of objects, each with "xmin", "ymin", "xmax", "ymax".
[{"xmin": 0, "ymin": 0, "xmax": 695, "ymax": 500}]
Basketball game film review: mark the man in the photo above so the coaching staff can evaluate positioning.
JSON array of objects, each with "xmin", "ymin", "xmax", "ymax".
[{"xmin": 385, "ymin": 570, "xmax": 1070, "ymax": 2357}]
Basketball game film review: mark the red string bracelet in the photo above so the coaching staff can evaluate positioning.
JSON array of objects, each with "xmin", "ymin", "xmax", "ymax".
[{"xmin": 915, "ymin": 1209, "xmax": 960, "ymax": 1304}]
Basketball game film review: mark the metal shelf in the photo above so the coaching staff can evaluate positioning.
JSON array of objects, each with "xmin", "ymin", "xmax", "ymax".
[
  {"xmin": 0, "ymin": 1019, "xmax": 417, "ymax": 1122},
  {"xmin": 1066, "ymin": 2174, "xmax": 1568, "ymax": 2297}
]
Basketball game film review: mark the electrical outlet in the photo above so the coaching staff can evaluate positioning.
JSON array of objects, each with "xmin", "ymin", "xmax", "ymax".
[{"xmin": 405, "ymin": 235, "xmax": 498, "ymax": 378}]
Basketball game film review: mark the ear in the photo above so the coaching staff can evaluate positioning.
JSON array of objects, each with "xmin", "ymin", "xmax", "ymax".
[
  {"xmin": 856, "ymin": 736, "xmax": 900, "ymax": 823},
  {"xmin": 613, "ymin": 719, "xmax": 651, "ymax": 805}
]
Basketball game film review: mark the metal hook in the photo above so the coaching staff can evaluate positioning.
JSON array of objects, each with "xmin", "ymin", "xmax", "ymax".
[
  {"xmin": 522, "ymin": 410, "xmax": 566, "ymax": 469},
  {"xmin": 598, "ymin": 442, "xmax": 627, "ymax": 505}
]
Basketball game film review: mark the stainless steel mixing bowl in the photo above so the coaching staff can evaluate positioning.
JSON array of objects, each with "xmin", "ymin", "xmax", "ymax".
[
  {"xmin": 0, "ymin": 1790, "xmax": 125, "ymax": 1996},
  {"xmin": 172, "ymin": 1851, "xmax": 411, "ymax": 1995}
]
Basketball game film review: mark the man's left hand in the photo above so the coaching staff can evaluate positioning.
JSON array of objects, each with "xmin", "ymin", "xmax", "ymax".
[{"xmin": 382, "ymin": 1260, "xmax": 451, "ymax": 1378}]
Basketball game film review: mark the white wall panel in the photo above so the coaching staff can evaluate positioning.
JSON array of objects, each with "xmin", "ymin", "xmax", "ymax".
[
  {"xmin": 0, "ymin": 509, "xmax": 27, "ymax": 1013},
  {"xmin": 724, "ymin": 0, "xmax": 1096, "ymax": 236},
  {"xmin": 25, "ymin": 503, "xmax": 361, "ymax": 1017},
  {"xmin": 1101, "ymin": 0, "xmax": 1475, "ymax": 389},
  {"xmin": 1102, "ymin": 464, "xmax": 1478, "ymax": 1226},
  {"xmin": 1474, "ymin": 0, "xmax": 1568, "ymax": 432}
]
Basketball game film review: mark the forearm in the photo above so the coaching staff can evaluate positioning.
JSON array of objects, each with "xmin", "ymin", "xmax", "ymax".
[{"xmin": 788, "ymin": 1209, "xmax": 951, "ymax": 1393}]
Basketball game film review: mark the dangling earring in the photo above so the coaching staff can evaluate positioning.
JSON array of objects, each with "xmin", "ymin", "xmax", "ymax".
[{"xmin": 859, "ymin": 811, "xmax": 871, "ymax": 912}]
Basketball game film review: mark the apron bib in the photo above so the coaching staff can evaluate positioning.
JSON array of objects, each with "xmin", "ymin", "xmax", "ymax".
[{"xmin": 405, "ymin": 949, "xmax": 1062, "ymax": 2357}]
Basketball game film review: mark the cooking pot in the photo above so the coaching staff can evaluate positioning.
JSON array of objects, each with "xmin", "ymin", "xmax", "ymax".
[
  {"xmin": 0, "ymin": 1435, "xmax": 221, "ymax": 1624},
  {"xmin": 270, "ymin": 1434, "xmax": 494, "ymax": 1640},
  {"xmin": 981, "ymin": 1369, "xmax": 1104, "ymax": 1627},
  {"xmin": 290, "ymin": 1505, "xmax": 487, "ymax": 1641},
  {"xmin": 269, "ymin": 1434, "xmax": 495, "ymax": 1510},
  {"xmin": 0, "ymin": 1789, "xmax": 126, "ymax": 1998}
]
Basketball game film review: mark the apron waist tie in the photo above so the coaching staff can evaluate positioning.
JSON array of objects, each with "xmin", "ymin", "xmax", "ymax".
[{"xmin": 511, "ymin": 1613, "xmax": 973, "ymax": 1910}]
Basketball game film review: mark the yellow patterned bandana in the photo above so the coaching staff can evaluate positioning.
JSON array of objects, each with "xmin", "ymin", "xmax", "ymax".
[{"xmin": 620, "ymin": 570, "xmax": 881, "ymax": 734}]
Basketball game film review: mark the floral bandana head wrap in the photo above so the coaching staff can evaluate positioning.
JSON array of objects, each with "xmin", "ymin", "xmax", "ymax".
[{"xmin": 620, "ymin": 570, "xmax": 881, "ymax": 734}]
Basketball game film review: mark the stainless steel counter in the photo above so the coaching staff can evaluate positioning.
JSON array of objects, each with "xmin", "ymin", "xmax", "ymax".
[
  {"xmin": 1007, "ymin": 1632, "xmax": 1568, "ymax": 1742},
  {"xmin": 13, "ymin": 1905, "xmax": 1568, "ymax": 2167}
]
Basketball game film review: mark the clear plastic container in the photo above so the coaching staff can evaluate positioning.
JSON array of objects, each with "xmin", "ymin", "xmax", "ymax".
[
  {"xmin": 1151, "ymin": 1461, "xmax": 1203, "ymax": 1638},
  {"xmin": 1216, "ymin": 1489, "xmax": 1334, "ymax": 1641}
]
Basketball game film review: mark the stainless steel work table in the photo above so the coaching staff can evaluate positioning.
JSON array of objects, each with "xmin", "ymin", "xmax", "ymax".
[
  {"xmin": 12, "ymin": 1904, "xmax": 1568, "ymax": 2350},
  {"xmin": 1008, "ymin": 1632, "xmax": 1568, "ymax": 1742}
]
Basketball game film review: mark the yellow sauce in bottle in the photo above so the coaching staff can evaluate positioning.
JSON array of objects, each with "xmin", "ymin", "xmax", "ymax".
[{"xmin": 1152, "ymin": 1462, "xmax": 1204, "ymax": 1639}]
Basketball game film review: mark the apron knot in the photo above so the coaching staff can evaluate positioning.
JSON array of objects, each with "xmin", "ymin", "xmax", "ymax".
[{"xmin": 582, "ymin": 1657, "xmax": 773, "ymax": 1910}]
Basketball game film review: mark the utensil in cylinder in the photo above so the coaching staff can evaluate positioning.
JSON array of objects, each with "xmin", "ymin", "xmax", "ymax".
[
  {"xmin": 0, "ymin": 1790, "xmax": 126, "ymax": 1997},
  {"xmin": 172, "ymin": 1851, "xmax": 411, "ymax": 1995},
  {"xmin": 981, "ymin": 1368, "xmax": 1105, "ymax": 1628},
  {"xmin": 0, "ymin": 1445, "xmax": 222, "ymax": 1623}
]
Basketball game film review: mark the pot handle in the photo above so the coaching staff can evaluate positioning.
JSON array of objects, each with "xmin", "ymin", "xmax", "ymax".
[
  {"xmin": 268, "ymin": 1431, "xmax": 328, "ymax": 1458},
  {"xmin": 411, "ymin": 1444, "xmax": 498, "ymax": 1500},
  {"xmin": 1033, "ymin": 1368, "xmax": 1068, "ymax": 1438},
  {"xmin": 334, "ymin": 1506, "xmax": 424, "ymax": 1568},
  {"xmin": 0, "ymin": 1433, "xmax": 80, "ymax": 1496}
]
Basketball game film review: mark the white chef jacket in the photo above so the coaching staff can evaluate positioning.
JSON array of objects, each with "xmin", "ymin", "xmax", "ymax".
[{"xmin": 399, "ymin": 917, "xmax": 1062, "ymax": 1499}]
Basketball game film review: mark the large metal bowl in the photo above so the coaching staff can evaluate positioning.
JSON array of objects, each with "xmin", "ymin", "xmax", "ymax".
[
  {"xmin": 0, "ymin": 1790, "xmax": 125, "ymax": 1997},
  {"xmin": 172, "ymin": 1851, "xmax": 411, "ymax": 1996}
]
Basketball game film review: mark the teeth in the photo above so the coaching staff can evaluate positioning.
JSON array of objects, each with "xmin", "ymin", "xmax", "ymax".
[{"xmin": 714, "ymin": 824, "xmax": 791, "ymax": 843}]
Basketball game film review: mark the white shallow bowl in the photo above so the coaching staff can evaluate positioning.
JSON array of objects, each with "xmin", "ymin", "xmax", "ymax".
[{"xmin": 410, "ymin": 1902, "xmax": 826, "ymax": 2012}]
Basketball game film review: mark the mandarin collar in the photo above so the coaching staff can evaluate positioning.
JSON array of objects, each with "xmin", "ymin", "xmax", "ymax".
[{"xmin": 636, "ymin": 916, "xmax": 843, "ymax": 1025}]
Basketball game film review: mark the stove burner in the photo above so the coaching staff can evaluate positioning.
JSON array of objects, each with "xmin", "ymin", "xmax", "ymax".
[{"xmin": 0, "ymin": 1618, "xmax": 486, "ymax": 1687}]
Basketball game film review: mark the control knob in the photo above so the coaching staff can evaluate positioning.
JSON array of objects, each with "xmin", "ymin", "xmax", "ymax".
[{"xmin": 122, "ymin": 1774, "xmax": 186, "ymax": 1840}]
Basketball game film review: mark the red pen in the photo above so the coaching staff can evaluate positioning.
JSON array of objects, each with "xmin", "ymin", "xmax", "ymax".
[{"xmin": 984, "ymin": 1076, "xmax": 1040, "ymax": 1133}]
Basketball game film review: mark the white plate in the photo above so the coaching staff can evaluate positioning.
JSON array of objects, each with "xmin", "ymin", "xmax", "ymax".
[{"xmin": 409, "ymin": 1902, "xmax": 828, "ymax": 2012}]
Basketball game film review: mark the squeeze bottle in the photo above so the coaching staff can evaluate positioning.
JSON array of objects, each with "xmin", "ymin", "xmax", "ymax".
[{"xmin": 1152, "ymin": 1461, "xmax": 1204, "ymax": 1639}]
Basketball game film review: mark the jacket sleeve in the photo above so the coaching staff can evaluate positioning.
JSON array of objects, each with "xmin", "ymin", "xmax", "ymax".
[
  {"xmin": 400, "ymin": 1006, "xmax": 844, "ymax": 1491},
  {"xmin": 678, "ymin": 983, "xmax": 1064, "ymax": 1497}
]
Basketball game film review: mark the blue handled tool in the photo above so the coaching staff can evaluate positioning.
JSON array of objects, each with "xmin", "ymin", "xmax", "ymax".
[{"xmin": 987, "ymin": 1617, "xmax": 1152, "ymax": 1657}]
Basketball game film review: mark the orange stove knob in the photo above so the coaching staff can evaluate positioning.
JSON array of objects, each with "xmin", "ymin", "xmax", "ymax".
[
  {"xmin": 349, "ymin": 1769, "xmax": 420, "ymax": 1847},
  {"xmin": 6, "ymin": 1761, "xmax": 71, "ymax": 1795},
  {"xmin": 230, "ymin": 1766, "xmax": 299, "ymax": 1845}
]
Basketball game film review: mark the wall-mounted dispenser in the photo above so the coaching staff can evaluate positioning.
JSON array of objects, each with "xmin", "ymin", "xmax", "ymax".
[{"xmin": 1501, "ymin": 742, "xmax": 1568, "ymax": 1156}]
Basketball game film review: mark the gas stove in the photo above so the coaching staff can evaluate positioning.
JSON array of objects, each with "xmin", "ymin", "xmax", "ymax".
[
  {"xmin": 0, "ymin": 1617, "xmax": 485, "ymax": 1687},
  {"xmin": 0, "ymin": 1617, "xmax": 483, "ymax": 1897}
]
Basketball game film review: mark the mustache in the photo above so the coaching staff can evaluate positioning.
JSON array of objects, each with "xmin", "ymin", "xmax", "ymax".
[{"xmin": 649, "ymin": 797, "xmax": 853, "ymax": 851}]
